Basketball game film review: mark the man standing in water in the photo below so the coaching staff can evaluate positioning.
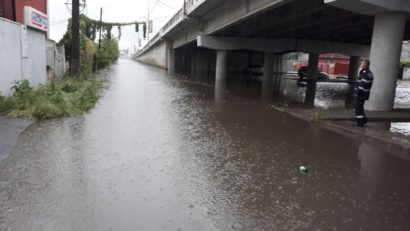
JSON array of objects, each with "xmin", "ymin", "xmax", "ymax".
[{"xmin": 355, "ymin": 59, "xmax": 373, "ymax": 127}]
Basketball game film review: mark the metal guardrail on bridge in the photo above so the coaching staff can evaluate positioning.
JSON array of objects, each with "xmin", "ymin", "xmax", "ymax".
[
  {"xmin": 136, "ymin": 0, "xmax": 204, "ymax": 57},
  {"xmin": 162, "ymin": 9, "xmax": 184, "ymax": 34},
  {"xmin": 186, "ymin": 0, "xmax": 203, "ymax": 9}
]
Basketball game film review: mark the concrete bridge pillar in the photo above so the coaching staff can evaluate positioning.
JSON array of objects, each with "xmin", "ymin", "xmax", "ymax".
[
  {"xmin": 273, "ymin": 54, "xmax": 284, "ymax": 93},
  {"xmin": 366, "ymin": 12, "xmax": 407, "ymax": 111},
  {"xmin": 307, "ymin": 53, "xmax": 319, "ymax": 81},
  {"xmin": 167, "ymin": 48, "xmax": 176, "ymax": 75},
  {"xmin": 215, "ymin": 50, "xmax": 228, "ymax": 102},
  {"xmin": 261, "ymin": 52, "xmax": 275, "ymax": 102},
  {"xmin": 305, "ymin": 82, "xmax": 317, "ymax": 106},
  {"xmin": 215, "ymin": 50, "xmax": 227, "ymax": 90},
  {"xmin": 348, "ymin": 56, "xmax": 361, "ymax": 82}
]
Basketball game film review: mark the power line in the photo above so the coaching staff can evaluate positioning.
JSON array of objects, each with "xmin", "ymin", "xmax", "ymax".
[
  {"xmin": 50, "ymin": 20, "xmax": 68, "ymax": 26},
  {"xmin": 155, "ymin": 0, "xmax": 178, "ymax": 11},
  {"xmin": 149, "ymin": 1, "xmax": 160, "ymax": 16},
  {"xmin": 150, "ymin": 15, "xmax": 173, "ymax": 21}
]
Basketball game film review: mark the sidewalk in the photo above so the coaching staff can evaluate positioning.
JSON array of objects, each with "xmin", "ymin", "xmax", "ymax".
[
  {"xmin": 322, "ymin": 121, "xmax": 410, "ymax": 158},
  {"xmin": 0, "ymin": 117, "xmax": 34, "ymax": 162},
  {"xmin": 291, "ymin": 108, "xmax": 410, "ymax": 122},
  {"xmin": 277, "ymin": 107, "xmax": 410, "ymax": 156}
]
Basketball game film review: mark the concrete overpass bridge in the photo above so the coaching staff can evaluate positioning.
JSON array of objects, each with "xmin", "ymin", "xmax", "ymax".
[{"xmin": 135, "ymin": 0, "xmax": 410, "ymax": 111}]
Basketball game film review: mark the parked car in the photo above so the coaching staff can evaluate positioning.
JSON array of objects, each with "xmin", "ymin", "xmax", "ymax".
[{"xmin": 297, "ymin": 66, "xmax": 329, "ymax": 80}]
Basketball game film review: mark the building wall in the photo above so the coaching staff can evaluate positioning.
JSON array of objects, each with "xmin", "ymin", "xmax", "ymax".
[
  {"xmin": 293, "ymin": 54, "xmax": 350, "ymax": 76},
  {"xmin": 15, "ymin": 0, "xmax": 47, "ymax": 24},
  {"xmin": 1, "ymin": 0, "xmax": 47, "ymax": 23},
  {"xmin": 22, "ymin": 28, "xmax": 47, "ymax": 86},
  {"xmin": 46, "ymin": 40, "xmax": 66, "ymax": 78},
  {"xmin": 0, "ymin": 0, "xmax": 15, "ymax": 20},
  {"xmin": 0, "ymin": 18, "xmax": 22, "ymax": 96},
  {"xmin": 0, "ymin": 18, "xmax": 47, "ymax": 96}
]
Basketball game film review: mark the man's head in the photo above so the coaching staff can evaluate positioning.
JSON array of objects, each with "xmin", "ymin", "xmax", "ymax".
[{"xmin": 361, "ymin": 59, "xmax": 370, "ymax": 70}]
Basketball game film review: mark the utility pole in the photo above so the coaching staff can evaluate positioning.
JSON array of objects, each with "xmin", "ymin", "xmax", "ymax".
[
  {"xmin": 183, "ymin": 0, "xmax": 186, "ymax": 16},
  {"xmin": 147, "ymin": 0, "xmax": 150, "ymax": 45},
  {"xmin": 71, "ymin": 0, "xmax": 80, "ymax": 77},
  {"xmin": 98, "ymin": 8, "xmax": 103, "ymax": 50},
  {"xmin": 97, "ymin": 7, "xmax": 103, "ymax": 70}
]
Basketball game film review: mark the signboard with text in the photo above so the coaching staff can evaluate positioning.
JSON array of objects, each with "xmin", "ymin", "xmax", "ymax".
[{"xmin": 24, "ymin": 6, "xmax": 48, "ymax": 32}]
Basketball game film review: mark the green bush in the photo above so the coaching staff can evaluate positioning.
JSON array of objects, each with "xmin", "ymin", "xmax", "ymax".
[
  {"xmin": 96, "ymin": 37, "xmax": 120, "ymax": 69},
  {"xmin": 400, "ymin": 60, "xmax": 410, "ymax": 68},
  {"xmin": 59, "ymin": 16, "xmax": 119, "ymax": 73},
  {"xmin": 0, "ymin": 96, "xmax": 17, "ymax": 114},
  {"xmin": 81, "ymin": 36, "xmax": 97, "ymax": 75},
  {"xmin": 309, "ymin": 108, "xmax": 324, "ymax": 122},
  {"xmin": 0, "ymin": 79, "xmax": 103, "ymax": 119}
]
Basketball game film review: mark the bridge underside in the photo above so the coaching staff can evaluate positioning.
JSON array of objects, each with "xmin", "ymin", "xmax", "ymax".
[
  {"xmin": 137, "ymin": 0, "xmax": 410, "ymax": 111},
  {"xmin": 212, "ymin": 0, "xmax": 410, "ymax": 44}
]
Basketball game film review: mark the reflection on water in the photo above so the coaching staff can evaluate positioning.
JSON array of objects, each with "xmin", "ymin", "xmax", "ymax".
[
  {"xmin": 391, "ymin": 123, "xmax": 410, "ymax": 136},
  {"xmin": 226, "ymin": 74, "xmax": 410, "ymax": 111},
  {"xmin": 1, "ymin": 60, "xmax": 409, "ymax": 230},
  {"xmin": 395, "ymin": 81, "xmax": 410, "ymax": 108}
]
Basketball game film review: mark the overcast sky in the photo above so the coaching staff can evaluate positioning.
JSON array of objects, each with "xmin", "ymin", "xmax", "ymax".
[{"xmin": 49, "ymin": 0, "xmax": 183, "ymax": 50}]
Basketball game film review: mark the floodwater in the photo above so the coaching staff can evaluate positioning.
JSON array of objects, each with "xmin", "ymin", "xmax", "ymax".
[
  {"xmin": 1, "ymin": 59, "xmax": 410, "ymax": 231},
  {"xmin": 225, "ymin": 74, "xmax": 410, "ymax": 136},
  {"xmin": 226, "ymin": 75, "xmax": 410, "ymax": 111}
]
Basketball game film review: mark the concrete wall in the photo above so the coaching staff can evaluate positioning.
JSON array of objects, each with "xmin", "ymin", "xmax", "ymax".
[
  {"xmin": 136, "ymin": 41, "xmax": 167, "ymax": 69},
  {"xmin": 46, "ymin": 40, "xmax": 66, "ymax": 79},
  {"xmin": 0, "ymin": 18, "xmax": 47, "ymax": 96},
  {"xmin": 401, "ymin": 41, "xmax": 410, "ymax": 61},
  {"xmin": 404, "ymin": 68, "xmax": 410, "ymax": 80},
  {"xmin": 0, "ymin": 18, "xmax": 22, "ymax": 96},
  {"xmin": 24, "ymin": 28, "xmax": 47, "ymax": 86}
]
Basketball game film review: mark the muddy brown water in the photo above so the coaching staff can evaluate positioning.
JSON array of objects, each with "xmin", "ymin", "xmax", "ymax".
[{"xmin": 1, "ymin": 59, "xmax": 409, "ymax": 230}]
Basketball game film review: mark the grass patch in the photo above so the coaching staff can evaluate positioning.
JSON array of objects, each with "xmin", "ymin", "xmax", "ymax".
[
  {"xmin": 0, "ymin": 78, "xmax": 103, "ymax": 119},
  {"xmin": 309, "ymin": 108, "xmax": 324, "ymax": 122}
]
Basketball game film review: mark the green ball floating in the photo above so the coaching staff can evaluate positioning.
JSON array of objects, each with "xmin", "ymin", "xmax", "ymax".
[{"xmin": 299, "ymin": 166, "xmax": 308, "ymax": 174}]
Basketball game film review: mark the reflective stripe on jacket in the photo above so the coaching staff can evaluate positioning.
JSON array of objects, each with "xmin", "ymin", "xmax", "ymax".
[{"xmin": 355, "ymin": 68, "xmax": 373, "ymax": 100}]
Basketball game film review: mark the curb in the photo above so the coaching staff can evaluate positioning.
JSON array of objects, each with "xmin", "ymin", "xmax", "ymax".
[{"xmin": 0, "ymin": 117, "xmax": 35, "ymax": 162}]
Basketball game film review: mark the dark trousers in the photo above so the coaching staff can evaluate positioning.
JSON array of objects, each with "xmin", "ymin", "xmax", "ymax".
[{"xmin": 355, "ymin": 98, "xmax": 367, "ymax": 126}]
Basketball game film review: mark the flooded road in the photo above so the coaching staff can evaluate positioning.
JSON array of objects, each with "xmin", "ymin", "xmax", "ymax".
[{"xmin": 1, "ymin": 59, "xmax": 410, "ymax": 230}]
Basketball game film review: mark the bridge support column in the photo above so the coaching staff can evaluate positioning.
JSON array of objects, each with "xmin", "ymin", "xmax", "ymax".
[
  {"xmin": 305, "ymin": 82, "xmax": 317, "ymax": 106},
  {"xmin": 215, "ymin": 50, "xmax": 227, "ymax": 90},
  {"xmin": 348, "ymin": 56, "xmax": 361, "ymax": 82},
  {"xmin": 215, "ymin": 50, "xmax": 227, "ymax": 103},
  {"xmin": 167, "ymin": 48, "xmax": 176, "ymax": 75},
  {"xmin": 273, "ymin": 55, "xmax": 284, "ymax": 93},
  {"xmin": 307, "ymin": 53, "xmax": 319, "ymax": 81},
  {"xmin": 366, "ymin": 12, "xmax": 407, "ymax": 111},
  {"xmin": 261, "ymin": 53, "xmax": 275, "ymax": 102}
]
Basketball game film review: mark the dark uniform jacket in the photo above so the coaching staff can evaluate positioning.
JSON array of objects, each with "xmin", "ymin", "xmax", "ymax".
[{"xmin": 355, "ymin": 68, "xmax": 373, "ymax": 100}]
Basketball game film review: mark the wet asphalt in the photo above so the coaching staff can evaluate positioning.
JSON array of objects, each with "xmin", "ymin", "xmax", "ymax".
[{"xmin": 0, "ymin": 59, "xmax": 409, "ymax": 231}]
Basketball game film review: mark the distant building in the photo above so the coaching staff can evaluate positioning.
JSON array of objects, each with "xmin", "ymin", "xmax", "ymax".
[
  {"xmin": 293, "ymin": 53, "xmax": 350, "ymax": 77},
  {"xmin": 292, "ymin": 42, "xmax": 410, "ymax": 78}
]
